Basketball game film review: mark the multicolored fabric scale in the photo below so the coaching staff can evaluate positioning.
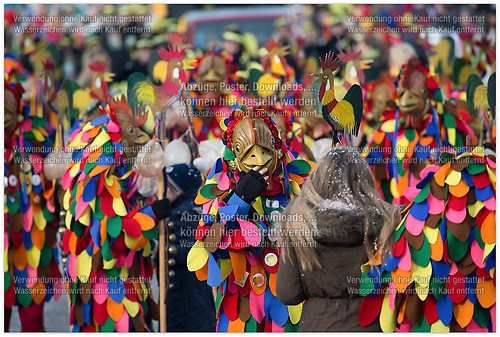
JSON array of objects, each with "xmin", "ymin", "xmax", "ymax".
[
  {"xmin": 4, "ymin": 85, "xmax": 63, "ymax": 312},
  {"xmin": 364, "ymin": 104, "xmax": 476, "ymax": 204},
  {"xmin": 61, "ymin": 111, "xmax": 159, "ymax": 332},
  {"xmin": 187, "ymin": 111, "xmax": 311, "ymax": 332},
  {"xmin": 358, "ymin": 148, "xmax": 496, "ymax": 332}
]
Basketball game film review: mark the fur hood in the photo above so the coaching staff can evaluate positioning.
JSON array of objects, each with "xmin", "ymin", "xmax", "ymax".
[{"xmin": 312, "ymin": 199, "xmax": 385, "ymax": 246}]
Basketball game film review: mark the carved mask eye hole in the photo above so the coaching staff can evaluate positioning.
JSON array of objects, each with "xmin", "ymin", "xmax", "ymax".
[
  {"xmin": 127, "ymin": 125, "xmax": 135, "ymax": 134},
  {"xmin": 234, "ymin": 144, "xmax": 242, "ymax": 154}
]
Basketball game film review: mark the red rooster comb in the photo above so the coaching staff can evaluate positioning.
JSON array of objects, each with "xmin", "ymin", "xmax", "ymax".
[
  {"xmin": 88, "ymin": 60, "xmax": 107, "ymax": 72},
  {"xmin": 319, "ymin": 51, "xmax": 340, "ymax": 72},
  {"xmin": 338, "ymin": 48, "xmax": 362, "ymax": 63},
  {"xmin": 42, "ymin": 58, "xmax": 55, "ymax": 71},
  {"xmin": 159, "ymin": 45, "xmax": 186, "ymax": 61}
]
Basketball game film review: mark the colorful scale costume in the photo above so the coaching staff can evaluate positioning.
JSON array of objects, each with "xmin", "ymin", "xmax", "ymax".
[
  {"xmin": 363, "ymin": 59, "xmax": 476, "ymax": 204},
  {"xmin": 187, "ymin": 108, "xmax": 311, "ymax": 332},
  {"xmin": 60, "ymin": 110, "xmax": 159, "ymax": 332},
  {"xmin": 4, "ymin": 82, "xmax": 63, "ymax": 330},
  {"xmin": 358, "ymin": 147, "xmax": 496, "ymax": 332}
]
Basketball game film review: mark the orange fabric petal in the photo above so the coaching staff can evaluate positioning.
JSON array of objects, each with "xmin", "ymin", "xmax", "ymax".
[
  {"xmin": 107, "ymin": 297, "xmax": 125, "ymax": 322},
  {"xmin": 453, "ymin": 299, "xmax": 474, "ymax": 328},
  {"xmin": 480, "ymin": 212, "xmax": 496, "ymax": 244},
  {"xmin": 194, "ymin": 193, "xmax": 213, "ymax": 205},
  {"xmin": 32, "ymin": 283, "xmax": 46, "ymax": 305},
  {"xmin": 100, "ymin": 216, "xmax": 108, "ymax": 246},
  {"xmin": 89, "ymin": 164, "xmax": 110, "ymax": 178},
  {"xmin": 288, "ymin": 173, "xmax": 304, "ymax": 186},
  {"xmin": 434, "ymin": 163, "xmax": 451, "ymax": 187},
  {"xmin": 88, "ymin": 126, "xmax": 102, "ymax": 139},
  {"xmin": 250, "ymin": 263, "xmax": 267, "ymax": 295},
  {"xmin": 227, "ymin": 317, "xmax": 246, "ymax": 332},
  {"xmin": 134, "ymin": 212, "xmax": 155, "ymax": 231},
  {"xmin": 268, "ymin": 272, "xmax": 277, "ymax": 297},
  {"xmin": 430, "ymin": 231, "xmax": 444, "ymax": 261},
  {"xmin": 373, "ymin": 131, "xmax": 385, "ymax": 144},
  {"xmin": 392, "ymin": 268, "xmax": 411, "ymax": 293},
  {"xmin": 195, "ymin": 261, "xmax": 209, "ymax": 281},
  {"xmin": 449, "ymin": 178, "xmax": 469, "ymax": 198},
  {"xmin": 419, "ymin": 136, "xmax": 434, "ymax": 146},
  {"xmin": 31, "ymin": 225, "xmax": 46, "ymax": 250},
  {"xmin": 106, "ymin": 178, "xmax": 122, "ymax": 198},
  {"xmin": 397, "ymin": 296, "xmax": 408, "ymax": 324},
  {"xmin": 69, "ymin": 231, "xmax": 78, "ymax": 256},
  {"xmin": 476, "ymin": 278, "xmax": 496, "ymax": 309},
  {"xmin": 13, "ymin": 244, "xmax": 27, "ymax": 270},
  {"xmin": 229, "ymin": 249, "xmax": 247, "ymax": 282}
]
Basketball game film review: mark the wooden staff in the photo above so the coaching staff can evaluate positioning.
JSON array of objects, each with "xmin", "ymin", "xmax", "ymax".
[{"xmin": 158, "ymin": 112, "xmax": 168, "ymax": 332}]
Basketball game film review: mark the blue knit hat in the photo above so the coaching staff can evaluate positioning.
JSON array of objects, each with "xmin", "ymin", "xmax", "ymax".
[{"xmin": 165, "ymin": 163, "xmax": 202, "ymax": 193}]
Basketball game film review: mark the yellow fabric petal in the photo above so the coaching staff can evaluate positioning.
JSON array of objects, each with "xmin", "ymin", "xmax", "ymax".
[
  {"xmin": 430, "ymin": 319, "xmax": 450, "ymax": 332},
  {"xmin": 395, "ymin": 137, "xmax": 409, "ymax": 160},
  {"xmin": 112, "ymin": 197, "xmax": 127, "ymax": 216},
  {"xmin": 380, "ymin": 294, "xmax": 396, "ymax": 332},
  {"xmin": 447, "ymin": 128, "xmax": 456, "ymax": 146},
  {"xmin": 90, "ymin": 129, "xmax": 111, "ymax": 148},
  {"xmin": 217, "ymin": 258, "xmax": 232, "ymax": 283},
  {"xmin": 390, "ymin": 178, "xmax": 401, "ymax": 198},
  {"xmin": 26, "ymin": 247, "xmax": 41, "ymax": 268},
  {"xmin": 77, "ymin": 250, "xmax": 92, "ymax": 282},
  {"xmin": 123, "ymin": 297, "xmax": 140, "ymax": 317},
  {"xmin": 468, "ymin": 201, "xmax": 484, "ymax": 217},
  {"xmin": 34, "ymin": 209, "xmax": 47, "ymax": 230},
  {"xmin": 412, "ymin": 261, "xmax": 432, "ymax": 301},
  {"xmin": 486, "ymin": 166, "xmax": 496, "ymax": 184},
  {"xmin": 79, "ymin": 207, "xmax": 91, "ymax": 226},
  {"xmin": 381, "ymin": 120, "xmax": 396, "ymax": 133},
  {"xmin": 288, "ymin": 303, "xmax": 302, "ymax": 325},
  {"xmin": 253, "ymin": 197, "xmax": 264, "ymax": 215},
  {"xmin": 187, "ymin": 241, "xmax": 209, "ymax": 272},
  {"xmin": 103, "ymin": 258, "xmax": 116, "ymax": 269},
  {"xmin": 483, "ymin": 243, "xmax": 495, "ymax": 264},
  {"xmin": 444, "ymin": 170, "xmax": 461, "ymax": 186},
  {"xmin": 424, "ymin": 227, "xmax": 439, "ymax": 245}
]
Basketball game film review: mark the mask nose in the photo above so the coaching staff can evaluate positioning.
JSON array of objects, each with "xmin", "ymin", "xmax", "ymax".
[{"xmin": 244, "ymin": 145, "xmax": 272, "ymax": 167}]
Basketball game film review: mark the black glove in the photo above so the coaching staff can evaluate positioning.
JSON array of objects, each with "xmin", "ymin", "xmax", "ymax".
[
  {"xmin": 151, "ymin": 198, "xmax": 171, "ymax": 220},
  {"xmin": 234, "ymin": 169, "xmax": 268, "ymax": 202}
]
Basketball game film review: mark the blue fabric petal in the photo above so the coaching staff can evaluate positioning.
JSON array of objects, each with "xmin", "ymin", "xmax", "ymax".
[
  {"xmin": 409, "ymin": 200, "xmax": 428, "ymax": 221},
  {"xmin": 436, "ymin": 295, "xmax": 453, "ymax": 326},
  {"xmin": 465, "ymin": 275, "xmax": 478, "ymax": 304},
  {"xmin": 269, "ymin": 293, "xmax": 289, "ymax": 327},
  {"xmin": 82, "ymin": 176, "xmax": 98, "ymax": 202},
  {"xmin": 90, "ymin": 114, "xmax": 110, "ymax": 126},
  {"xmin": 108, "ymin": 277, "xmax": 125, "ymax": 302},
  {"xmin": 217, "ymin": 310, "xmax": 229, "ymax": 332},
  {"xmin": 207, "ymin": 253, "xmax": 221, "ymax": 287},
  {"xmin": 431, "ymin": 260, "xmax": 451, "ymax": 279},
  {"xmin": 475, "ymin": 185, "xmax": 494, "ymax": 201}
]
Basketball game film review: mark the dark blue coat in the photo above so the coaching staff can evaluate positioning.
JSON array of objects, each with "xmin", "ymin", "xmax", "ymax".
[{"xmin": 156, "ymin": 189, "xmax": 216, "ymax": 332}]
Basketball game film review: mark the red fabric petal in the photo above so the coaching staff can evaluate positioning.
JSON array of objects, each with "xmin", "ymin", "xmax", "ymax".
[
  {"xmin": 423, "ymin": 295, "xmax": 438, "ymax": 325},
  {"xmin": 358, "ymin": 294, "xmax": 385, "ymax": 327}
]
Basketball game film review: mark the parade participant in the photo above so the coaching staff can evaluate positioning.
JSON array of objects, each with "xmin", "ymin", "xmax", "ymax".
[
  {"xmin": 359, "ymin": 146, "xmax": 496, "ymax": 332},
  {"xmin": 242, "ymin": 39, "xmax": 313, "ymax": 160},
  {"xmin": 60, "ymin": 102, "xmax": 170, "ymax": 332},
  {"xmin": 189, "ymin": 48, "xmax": 241, "ymax": 141},
  {"xmin": 363, "ymin": 57, "xmax": 476, "ymax": 204},
  {"xmin": 277, "ymin": 147, "xmax": 400, "ymax": 332},
  {"xmin": 187, "ymin": 107, "xmax": 311, "ymax": 332},
  {"xmin": 4, "ymin": 81, "xmax": 63, "ymax": 332},
  {"xmin": 155, "ymin": 163, "xmax": 216, "ymax": 332}
]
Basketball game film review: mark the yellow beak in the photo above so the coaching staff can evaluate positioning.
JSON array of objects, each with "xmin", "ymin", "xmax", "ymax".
[{"xmin": 243, "ymin": 145, "xmax": 272, "ymax": 167}]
